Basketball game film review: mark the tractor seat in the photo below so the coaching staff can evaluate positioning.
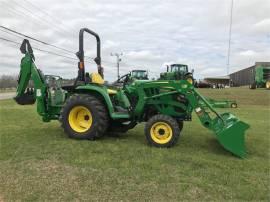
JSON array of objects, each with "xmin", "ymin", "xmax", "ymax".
[
  {"xmin": 90, "ymin": 72, "xmax": 104, "ymax": 84},
  {"xmin": 89, "ymin": 73, "xmax": 117, "ymax": 95}
]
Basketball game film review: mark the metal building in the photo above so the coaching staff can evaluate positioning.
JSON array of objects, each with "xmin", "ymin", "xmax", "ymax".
[
  {"xmin": 229, "ymin": 62, "xmax": 270, "ymax": 86},
  {"xmin": 204, "ymin": 76, "xmax": 230, "ymax": 86}
]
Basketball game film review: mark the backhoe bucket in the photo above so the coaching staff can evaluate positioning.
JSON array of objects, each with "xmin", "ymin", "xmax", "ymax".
[{"xmin": 212, "ymin": 113, "xmax": 250, "ymax": 158}]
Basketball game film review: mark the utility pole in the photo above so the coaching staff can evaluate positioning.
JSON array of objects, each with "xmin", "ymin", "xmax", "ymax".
[
  {"xmin": 227, "ymin": 0, "xmax": 234, "ymax": 76},
  {"xmin": 111, "ymin": 52, "xmax": 123, "ymax": 79},
  {"xmin": 227, "ymin": 0, "xmax": 234, "ymax": 87}
]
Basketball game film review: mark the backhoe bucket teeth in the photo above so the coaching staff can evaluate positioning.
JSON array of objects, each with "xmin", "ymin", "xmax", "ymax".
[{"xmin": 212, "ymin": 113, "xmax": 250, "ymax": 158}]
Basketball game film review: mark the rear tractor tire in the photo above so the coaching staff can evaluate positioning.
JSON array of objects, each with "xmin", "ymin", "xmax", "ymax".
[
  {"xmin": 145, "ymin": 114, "xmax": 180, "ymax": 147},
  {"xmin": 59, "ymin": 94, "xmax": 109, "ymax": 140}
]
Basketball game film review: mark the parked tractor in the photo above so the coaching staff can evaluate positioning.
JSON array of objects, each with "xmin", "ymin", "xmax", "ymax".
[
  {"xmin": 159, "ymin": 64, "xmax": 237, "ymax": 108},
  {"xmin": 111, "ymin": 69, "xmax": 149, "ymax": 89},
  {"xmin": 250, "ymin": 66, "xmax": 270, "ymax": 89},
  {"xmin": 130, "ymin": 70, "xmax": 148, "ymax": 80},
  {"xmin": 159, "ymin": 64, "xmax": 194, "ymax": 84},
  {"xmin": 14, "ymin": 28, "xmax": 249, "ymax": 158}
]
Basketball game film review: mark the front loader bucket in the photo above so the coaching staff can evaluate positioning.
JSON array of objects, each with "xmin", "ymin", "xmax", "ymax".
[{"xmin": 212, "ymin": 113, "xmax": 250, "ymax": 158}]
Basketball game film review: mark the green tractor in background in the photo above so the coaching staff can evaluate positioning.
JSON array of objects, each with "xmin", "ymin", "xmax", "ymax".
[
  {"xmin": 250, "ymin": 66, "xmax": 270, "ymax": 89},
  {"xmin": 112, "ymin": 69, "xmax": 148, "ymax": 87},
  {"xmin": 130, "ymin": 69, "xmax": 148, "ymax": 80},
  {"xmin": 160, "ymin": 64, "xmax": 194, "ymax": 85},
  {"xmin": 159, "ymin": 63, "xmax": 237, "ymax": 108},
  {"xmin": 14, "ymin": 28, "xmax": 249, "ymax": 158}
]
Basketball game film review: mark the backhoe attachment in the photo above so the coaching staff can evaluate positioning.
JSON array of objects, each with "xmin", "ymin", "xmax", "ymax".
[{"xmin": 14, "ymin": 39, "xmax": 41, "ymax": 105}]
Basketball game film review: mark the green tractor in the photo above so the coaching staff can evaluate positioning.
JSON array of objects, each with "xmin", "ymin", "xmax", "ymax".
[
  {"xmin": 160, "ymin": 64, "xmax": 194, "ymax": 85},
  {"xmin": 14, "ymin": 28, "xmax": 249, "ymax": 158},
  {"xmin": 250, "ymin": 66, "xmax": 270, "ymax": 89},
  {"xmin": 159, "ymin": 63, "xmax": 237, "ymax": 108},
  {"xmin": 130, "ymin": 69, "xmax": 148, "ymax": 80},
  {"xmin": 112, "ymin": 69, "xmax": 148, "ymax": 87}
]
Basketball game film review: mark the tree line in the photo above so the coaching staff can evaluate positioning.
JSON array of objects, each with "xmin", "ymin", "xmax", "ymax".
[
  {"xmin": 0, "ymin": 75, "xmax": 18, "ymax": 89},
  {"xmin": 0, "ymin": 75, "xmax": 76, "ymax": 89}
]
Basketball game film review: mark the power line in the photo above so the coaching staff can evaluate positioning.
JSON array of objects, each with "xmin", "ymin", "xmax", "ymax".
[
  {"xmin": 0, "ymin": 1, "xmax": 47, "ymax": 28},
  {"xmin": 0, "ymin": 37, "xmax": 77, "ymax": 61},
  {"xmin": 1, "ymin": 1, "xmax": 63, "ymax": 36},
  {"xmin": 0, "ymin": 34, "xmax": 155, "ymax": 78},
  {"xmin": 0, "ymin": 25, "xmax": 114, "ymax": 64},
  {"xmin": 7, "ymin": 0, "xmax": 69, "ymax": 36},
  {"xmin": 0, "ymin": 1, "xmax": 119, "ymax": 67},
  {"xmin": 0, "ymin": 36, "xmax": 119, "ymax": 69},
  {"xmin": 0, "ymin": 1, "xmax": 134, "ymax": 67},
  {"xmin": 0, "ymin": 25, "xmax": 74, "ymax": 55},
  {"xmin": 0, "ymin": 37, "xmax": 20, "ymax": 46},
  {"xmin": 21, "ymin": 1, "xmax": 133, "ymax": 68},
  {"xmin": 23, "ymin": 0, "xmax": 70, "ymax": 32},
  {"xmin": 0, "ymin": 28, "xmax": 45, "ymax": 48}
]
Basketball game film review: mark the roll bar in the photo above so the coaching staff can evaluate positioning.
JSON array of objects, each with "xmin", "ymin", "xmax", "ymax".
[{"xmin": 76, "ymin": 28, "xmax": 103, "ymax": 82}]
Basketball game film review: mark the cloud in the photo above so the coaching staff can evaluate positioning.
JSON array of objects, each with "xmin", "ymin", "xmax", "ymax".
[
  {"xmin": 239, "ymin": 50, "xmax": 256, "ymax": 56},
  {"xmin": 253, "ymin": 18, "xmax": 270, "ymax": 33},
  {"xmin": 0, "ymin": 0, "xmax": 269, "ymax": 81},
  {"xmin": 125, "ymin": 50, "xmax": 161, "ymax": 61}
]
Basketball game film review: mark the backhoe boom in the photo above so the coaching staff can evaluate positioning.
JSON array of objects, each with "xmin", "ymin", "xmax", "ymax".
[{"xmin": 14, "ymin": 40, "xmax": 49, "ymax": 119}]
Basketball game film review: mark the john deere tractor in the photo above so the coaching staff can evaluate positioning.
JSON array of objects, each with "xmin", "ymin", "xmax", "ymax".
[
  {"xmin": 112, "ymin": 69, "xmax": 148, "ymax": 87},
  {"xmin": 250, "ymin": 66, "xmax": 270, "ymax": 89},
  {"xmin": 14, "ymin": 28, "xmax": 249, "ymax": 158},
  {"xmin": 160, "ymin": 64, "xmax": 194, "ymax": 84},
  {"xmin": 130, "ymin": 70, "xmax": 148, "ymax": 80},
  {"xmin": 159, "ymin": 63, "xmax": 237, "ymax": 109}
]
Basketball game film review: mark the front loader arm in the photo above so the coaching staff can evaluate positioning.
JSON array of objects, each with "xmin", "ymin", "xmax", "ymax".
[{"xmin": 131, "ymin": 80, "xmax": 249, "ymax": 158}]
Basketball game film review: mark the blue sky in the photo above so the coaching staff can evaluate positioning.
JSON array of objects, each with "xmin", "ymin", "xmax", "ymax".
[{"xmin": 0, "ymin": 0, "xmax": 269, "ymax": 81}]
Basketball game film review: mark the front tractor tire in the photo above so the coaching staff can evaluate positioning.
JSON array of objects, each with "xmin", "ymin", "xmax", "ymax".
[
  {"xmin": 59, "ymin": 94, "xmax": 109, "ymax": 140},
  {"xmin": 145, "ymin": 114, "xmax": 180, "ymax": 148}
]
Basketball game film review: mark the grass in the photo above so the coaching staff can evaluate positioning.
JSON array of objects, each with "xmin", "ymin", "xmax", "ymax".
[{"xmin": 0, "ymin": 87, "xmax": 269, "ymax": 201}]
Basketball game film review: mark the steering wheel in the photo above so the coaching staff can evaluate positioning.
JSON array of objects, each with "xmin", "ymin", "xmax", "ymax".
[{"xmin": 115, "ymin": 73, "xmax": 131, "ymax": 86}]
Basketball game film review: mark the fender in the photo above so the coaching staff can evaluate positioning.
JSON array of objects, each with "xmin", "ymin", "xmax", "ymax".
[{"xmin": 75, "ymin": 84, "xmax": 115, "ymax": 117}]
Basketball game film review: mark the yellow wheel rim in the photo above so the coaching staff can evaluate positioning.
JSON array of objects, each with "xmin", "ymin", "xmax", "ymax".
[
  {"xmin": 68, "ymin": 106, "xmax": 92, "ymax": 133},
  {"xmin": 231, "ymin": 103, "xmax": 237, "ymax": 108},
  {"xmin": 150, "ymin": 122, "xmax": 173, "ymax": 144},
  {"xmin": 187, "ymin": 78, "xmax": 193, "ymax": 84},
  {"xmin": 266, "ymin": 81, "xmax": 270, "ymax": 89}
]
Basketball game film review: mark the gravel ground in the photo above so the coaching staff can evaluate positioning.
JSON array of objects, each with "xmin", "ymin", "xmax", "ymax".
[{"xmin": 0, "ymin": 92, "xmax": 16, "ymax": 100}]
